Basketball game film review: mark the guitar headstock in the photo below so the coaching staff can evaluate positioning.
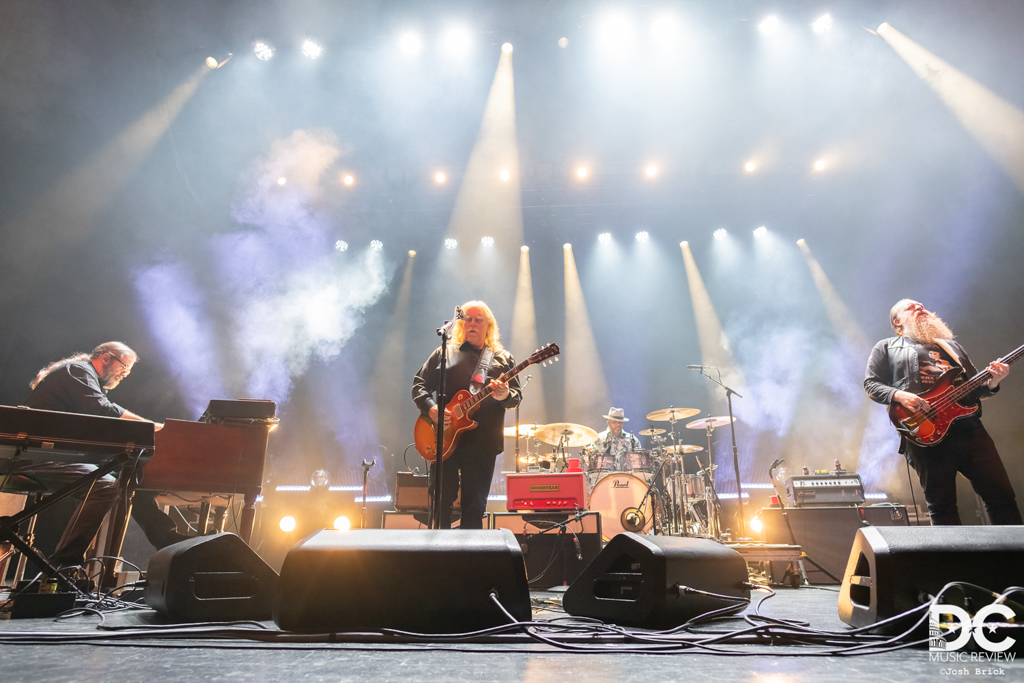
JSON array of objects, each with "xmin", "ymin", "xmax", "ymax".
[{"xmin": 528, "ymin": 343, "xmax": 560, "ymax": 367}]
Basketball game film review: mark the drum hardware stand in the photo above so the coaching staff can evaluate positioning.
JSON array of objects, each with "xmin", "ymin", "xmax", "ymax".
[
  {"xmin": 359, "ymin": 459, "xmax": 375, "ymax": 529},
  {"xmin": 429, "ymin": 307, "xmax": 462, "ymax": 529},
  {"xmin": 512, "ymin": 375, "xmax": 532, "ymax": 474},
  {"xmin": 691, "ymin": 366, "xmax": 746, "ymax": 538}
]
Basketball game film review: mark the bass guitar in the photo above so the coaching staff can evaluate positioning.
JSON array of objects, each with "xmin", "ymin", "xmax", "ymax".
[
  {"xmin": 414, "ymin": 343, "xmax": 559, "ymax": 462},
  {"xmin": 888, "ymin": 342, "xmax": 1023, "ymax": 447}
]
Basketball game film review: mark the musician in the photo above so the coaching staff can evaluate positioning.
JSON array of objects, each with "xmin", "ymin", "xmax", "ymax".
[
  {"xmin": 21, "ymin": 341, "xmax": 187, "ymax": 568},
  {"xmin": 592, "ymin": 407, "xmax": 641, "ymax": 469},
  {"xmin": 864, "ymin": 299, "xmax": 1020, "ymax": 525},
  {"xmin": 412, "ymin": 301, "xmax": 521, "ymax": 528}
]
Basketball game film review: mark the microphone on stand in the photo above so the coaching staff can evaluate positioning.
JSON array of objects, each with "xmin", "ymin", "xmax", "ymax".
[
  {"xmin": 687, "ymin": 365, "xmax": 718, "ymax": 370},
  {"xmin": 455, "ymin": 306, "xmax": 466, "ymax": 321}
]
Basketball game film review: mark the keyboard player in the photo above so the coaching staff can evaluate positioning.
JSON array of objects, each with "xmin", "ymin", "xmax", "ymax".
[{"xmin": 19, "ymin": 341, "xmax": 186, "ymax": 569}]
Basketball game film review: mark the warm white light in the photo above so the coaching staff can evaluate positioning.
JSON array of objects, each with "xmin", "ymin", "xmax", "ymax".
[
  {"xmin": 435, "ymin": 172, "xmax": 446, "ymax": 183},
  {"xmin": 279, "ymin": 516, "xmax": 296, "ymax": 532},
  {"xmin": 499, "ymin": 169, "xmax": 510, "ymax": 181},
  {"xmin": 481, "ymin": 236, "xmax": 495, "ymax": 247},
  {"xmin": 333, "ymin": 516, "xmax": 351, "ymax": 531},
  {"xmin": 595, "ymin": 11, "xmax": 636, "ymax": 55},
  {"xmin": 558, "ymin": 37, "xmax": 569, "ymax": 48},
  {"xmin": 521, "ymin": 245, "xmax": 529, "ymax": 252},
  {"xmin": 408, "ymin": 250, "xmax": 416, "ymax": 257},
  {"xmin": 343, "ymin": 175, "xmax": 354, "ymax": 185},
  {"xmin": 400, "ymin": 31, "xmax": 423, "ymax": 55},
  {"xmin": 442, "ymin": 26, "xmax": 473, "ymax": 57},
  {"xmin": 796, "ymin": 238, "xmax": 806, "ymax": 246},
  {"xmin": 206, "ymin": 57, "xmax": 219, "ymax": 69},
  {"xmin": 650, "ymin": 13, "xmax": 681, "ymax": 47},
  {"xmin": 444, "ymin": 238, "xmax": 458, "ymax": 250},
  {"xmin": 253, "ymin": 41, "xmax": 274, "ymax": 61},
  {"xmin": 680, "ymin": 240, "xmax": 688, "ymax": 247},
  {"xmin": 370, "ymin": 240, "xmax": 384, "ymax": 251},
  {"xmin": 714, "ymin": 228, "xmax": 728, "ymax": 240},
  {"xmin": 645, "ymin": 165, "xmax": 657, "ymax": 177},
  {"xmin": 576, "ymin": 167, "xmax": 588, "ymax": 179},
  {"xmin": 501, "ymin": 42, "xmax": 513, "ymax": 54},
  {"xmin": 598, "ymin": 232, "xmax": 612, "ymax": 244},
  {"xmin": 744, "ymin": 161, "xmax": 756, "ymax": 173},
  {"xmin": 749, "ymin": 517, "xmax": 764, "ymax": 533},
  {"xmin": 877, "ymin": 22, "xmax": 890, "ymax": 35},
  {"xmin": 302, "ymin": 39, "xmax": 324, "ymax": 60},
  {"xmin": 759, "ymin": 15, "xmax": 780, "ymax": 36},
  {"xmin": 563, "ymin": 243, "xmax": 572, "ymax": 250},
  {"xmin": 753, "ymin": 226, "xmax": 768, "ymax": 239},
  {"xmin": 277, "ymin": 177, "xmax": 287, "ymax": 185},
  {"xmin": 812, "ymin": 14, "xmax": 833, "ymax": 35},
  {"xmin": 635, "ymin": 231, "xmax": 649, "ymax": 243},
  {"xmin": 335, "ymin": 240, "xmax": 348, "ymax": 252},
  {"xmin": 814, "ymin": 159, "xmax": 826, "ymax": 171}
]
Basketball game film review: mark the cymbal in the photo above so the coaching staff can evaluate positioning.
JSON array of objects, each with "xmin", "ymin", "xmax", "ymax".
[
  {"xmin": 646, "ymin": 407, "xmax": 701, "ymax": 422},
  {"xmin": 518, "ymin": 455, "xmax": 552, "ymax": 464},
  {"xmin": 685, "ymin": 416, "xmax": 736, "ymax": 430},
  {"xmin": 532, "ymin": 422, "xmax": 599, "ymax": 447},
  {"xmin": 638, "ymin": 428, "xmax": 666, "ymax": 436},
  {"xmin": 663, "ymin": 444, "xmax": 704, "ymax": 454},
  {"xmin": 504, "ymin": 423, "xmax": 539, "ymax": 438}
]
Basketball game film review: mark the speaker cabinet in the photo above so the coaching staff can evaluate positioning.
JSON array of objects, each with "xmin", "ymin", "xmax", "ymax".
[
  {"xmin": 273, "ymin": 528, "xmax": 531, "ymax": 633},
  {"xmin": 758, "ymin": 505, "xmax": 910, "ymax": 584},
  {"xmin": 838, "ymin": 525, "xmax": 1024, "ymax": 629},
  {"xmin": 145, "ymin": 533, "xmax": 278, "ymax": 621},
  {"xmin": 563, "ymin": 533, "xmax": 750, "ymax": 628},
  {"xmin": 492, "ymin": 512, "xmax": 602, "ymax": 589}
]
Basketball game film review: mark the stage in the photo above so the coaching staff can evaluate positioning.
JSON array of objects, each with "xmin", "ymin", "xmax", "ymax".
[{"xmin": 3, "ymin": 584, "xmax": 1013, "ymax": 683}]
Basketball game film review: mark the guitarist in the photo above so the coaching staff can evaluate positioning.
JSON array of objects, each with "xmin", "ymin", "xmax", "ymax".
[
  {"xmin": 411, "ymin": 301, "xmax": 521, "ymax": 528},
  {"xmin": 864, "ymin": 299, "xmax": 1020, "ymax": 525}
]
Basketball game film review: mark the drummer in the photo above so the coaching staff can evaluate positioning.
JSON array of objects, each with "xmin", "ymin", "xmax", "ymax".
[{"xmin": 592, "ymin": 407, "xmax": 642, "ymax": 469}]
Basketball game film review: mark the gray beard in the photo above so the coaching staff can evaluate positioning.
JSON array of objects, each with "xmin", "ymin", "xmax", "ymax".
[{"xmin": 904, "ymin": 314, "xmax": 955, "ymax": 344}]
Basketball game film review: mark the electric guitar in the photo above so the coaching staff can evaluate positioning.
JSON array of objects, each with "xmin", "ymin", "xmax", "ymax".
[
  {"xmin": 888, "ymin": 342, "xmax": 1023, "ymax": 447},
  {"xmin": 414, "ymin": 343, "xmax": 559, "ymax": 462}
]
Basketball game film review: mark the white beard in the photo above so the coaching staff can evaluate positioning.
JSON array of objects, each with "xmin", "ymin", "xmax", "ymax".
[{"xmin": 904, "ymin": 313, "xmax": 955, "ymax": 344}]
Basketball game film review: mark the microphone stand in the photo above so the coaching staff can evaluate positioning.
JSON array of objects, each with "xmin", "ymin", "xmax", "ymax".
[
  {"xmin": 695, "ymin": 367, "xmax": 746, "ymax": 538},
  {"xmin": 430, "ymin": 313, "xmax": 458, "ymax": 529}
]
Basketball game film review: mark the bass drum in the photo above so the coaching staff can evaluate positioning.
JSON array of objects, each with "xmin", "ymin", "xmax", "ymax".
[{"xmin": 587, "ymin": 472, "xmax": 655, "ymax": 541}]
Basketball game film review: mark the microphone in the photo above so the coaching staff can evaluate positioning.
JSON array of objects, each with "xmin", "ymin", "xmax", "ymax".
[
  {"xmin": 686, "ymin": 365, "xmax": 703, "ymax": 370},
  {"xmin": 454, "ymin": 306, "xmax": 466, "ymax": 321}
]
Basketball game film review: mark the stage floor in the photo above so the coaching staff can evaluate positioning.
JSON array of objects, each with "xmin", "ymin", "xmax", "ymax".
[{"xmin": 1, "ymin": 585, "xmax": 1016, "ymax": 683}]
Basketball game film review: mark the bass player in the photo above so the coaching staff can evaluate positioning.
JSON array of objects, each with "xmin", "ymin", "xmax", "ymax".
[
  {"xmin": 864, "ymin": 299, "xmax": 1020, "ymax": 525},
  {"xmin": 412, "ymin": 300, "xmax": 521, "ymax": 528}
]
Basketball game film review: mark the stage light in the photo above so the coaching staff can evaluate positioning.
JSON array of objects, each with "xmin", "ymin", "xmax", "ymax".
[
  {"xmin": 877, "ymin": 22, "xmax": 890, "ymax": 35},
  {"xmin": 205, "ymin": 57, "xmax": 219, "ymax": 69},
  {"xmin": 302, "ymin": 39, "xmax": 324, "ymax": 60},
  {"xmin": 253, "ymin": 41, "xmax": 274, "ymax": 61},
  {"xmin": 645, "ymin": 165, "xmax": 657, "ymax": 177},
  {"xmin": 444, "ymin": 238, "xmax": 458, "ymax": 250},
  {"xmin": 796, "ymin": 238, "xmax": 806, "ymax": 246},
  {"xmin": 563, "ymin": 243, "xmax": 572, "ymax": 250},
  {"xmin": 400, "ymin": 31, "xmax": 423, "ymax": 56},
  {"xmin": 650, "ymin": 13, "xmax": 682, "ymax": 48},
  {"xmin": 635, "ymin": 231, "xmax": 649, "ymax": 243},
  {"xmin": 435, "ymin": 172, "xmax": 446, "ymax": 183},
  {"xmin": 753, "ymin": 226, "xmax": 768, "ymax": 239},
  {"xmin": 749, "ymin": 516, "xmax": 763, "ymax": 533},
  {"xmin": 279, "ymin": 516, "xmax": 296, "ymax": 532},
  {"xmin": 370, "ymin": 240, "xmax": 383, "ymax": 251},
  {"xmin": 594, "ymin": 11, "xmax": 636, "ymax": 55},
  {"xmin": 333, "ymin": 516, "xmax": 351, "ymax": 531},
  {"xmin": 502, "ymin": 42, "xmax": 513, "ymax": 54},
  {"xmin": 812, "ymin": 14, "xmax": 833, "ymax": 34},
  {"xmin": 408, "ymin": 250, "xmax": 416, "ymax": 257},
  {"xmin": 759, "ymin": 15, "xmax": 780, "ymax": 36},
  {"xmin": 335, "ymin": 240, "xmax": 348, "ymax": 252},
  {"xmin": 714, "ymin": 228, "xmax": 727, "ymax": 240},
  {"xmin": 558, "ymin": 37, "xmax": 569, "ymax": 48},
  {"xmin": 680, "ymin": 240, "xmax": 688, "ymax": 247},
  {"xmin": 744, "ymin": 161, "xmax": 756, "ymax": 173},
  {"xmin": 441, "ymin": 25, "xmax": 472, "ymax": 57},
  {"xmin": 521, "ymin": 245, "xmax": 529, "ymax": 252},
  {"xmin": 277, "ymin": 177, "xmax": 287, "ymax": 186},
  {"xmin": 500, "ymin": 169, "xmax": 510, "ymax": 181},
  {"xmin": 598, "ymin": 232, "xmax": 612, "ymax": 244},
  {"xmin": 576, "ymin": 167, "xmax": 588, "ymax": 179},
  {"xmin": 481, "ymin": 236, "xmax": 495, "ymax": 247},
  {"xmin": 343, "ymin": 174, "xmax": 354, "ymax": 185},
  {"xmin": 814, "ymin": 159, "xmax": 826, "ymax": 171}
]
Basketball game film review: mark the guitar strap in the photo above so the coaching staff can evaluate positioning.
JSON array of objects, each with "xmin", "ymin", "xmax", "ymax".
[
  {"xmin": 468, "ymin": 347, "xmax": 495, "ymax": 395},
  {"xmin": 935, "ymin": 339, "xmax": 961, "ymax": 367}
]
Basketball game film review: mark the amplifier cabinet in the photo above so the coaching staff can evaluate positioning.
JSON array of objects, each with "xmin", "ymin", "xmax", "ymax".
[
  {"xmin": 492, "ymin": 511, "xmax": 602, "ymax": 589},
  {"xmin": 382, "ymin": 512, "xmax": 488, "ymax": 529}
]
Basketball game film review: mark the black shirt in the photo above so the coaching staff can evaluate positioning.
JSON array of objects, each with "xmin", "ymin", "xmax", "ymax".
[{"xmin": 25, "ymin": 361, "xmax": 127, "ymax": 418}]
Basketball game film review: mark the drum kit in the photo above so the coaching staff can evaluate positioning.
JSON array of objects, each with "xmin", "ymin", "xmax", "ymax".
[{"xmin": 505, "ymin": 407, "xmax": 737, "ymax": 541}]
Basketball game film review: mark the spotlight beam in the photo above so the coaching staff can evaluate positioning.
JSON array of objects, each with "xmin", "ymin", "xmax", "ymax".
[{"xmin": 563, "ymin": 246, "xmax": 609, "ymax": 423}]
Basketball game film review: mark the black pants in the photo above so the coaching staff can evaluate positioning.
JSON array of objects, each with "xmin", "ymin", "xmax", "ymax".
[
  {"xmin": 906, "ymin": 418, "xmax": 1022, "ymax": 525},
  {"xmin": 429, "ymin": 449, "xmax": 497, "ymax": 529}
]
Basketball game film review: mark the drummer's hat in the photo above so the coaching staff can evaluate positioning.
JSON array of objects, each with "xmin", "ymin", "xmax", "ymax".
[{"xmin": 602, "ymin": 407, "xmax": 629, "ymax": 422}]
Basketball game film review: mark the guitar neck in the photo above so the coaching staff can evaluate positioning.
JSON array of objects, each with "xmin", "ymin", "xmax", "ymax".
[{"xmin": 947, "ymin": 342, "xmax": 1024, "ymax": 403}]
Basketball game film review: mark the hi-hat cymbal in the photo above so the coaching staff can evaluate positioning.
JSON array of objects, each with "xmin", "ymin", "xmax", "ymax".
[
  {"xmin": 646, "ymin": 407, "xmax": 701, "ymax": 422},
  {"xmin": 685, "ymin": 416, "xmax": 736, "ymax": 430},
  {"xmin": 532, "ymin": 422, "xmax": 599, "ymax": 447},
  {"xmin": 504, "ymin": 423, "xmax": 539, "ymax": 438},
  {"xmin": 663, "ymin": 444, "xmax": 704, "ymax": 454},
  {"xmin": 638, "ymin": 428, "xmax": 666, "ymax": 436}
]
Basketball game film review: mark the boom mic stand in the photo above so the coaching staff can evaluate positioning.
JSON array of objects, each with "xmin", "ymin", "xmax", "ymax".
[
  {"xmin": 694, "ymin": 366, "xmax": 747, "ymax": 538},
  {"xmin": 429, "ymin": 309, "xmax": 461, "ymax": 529}
]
